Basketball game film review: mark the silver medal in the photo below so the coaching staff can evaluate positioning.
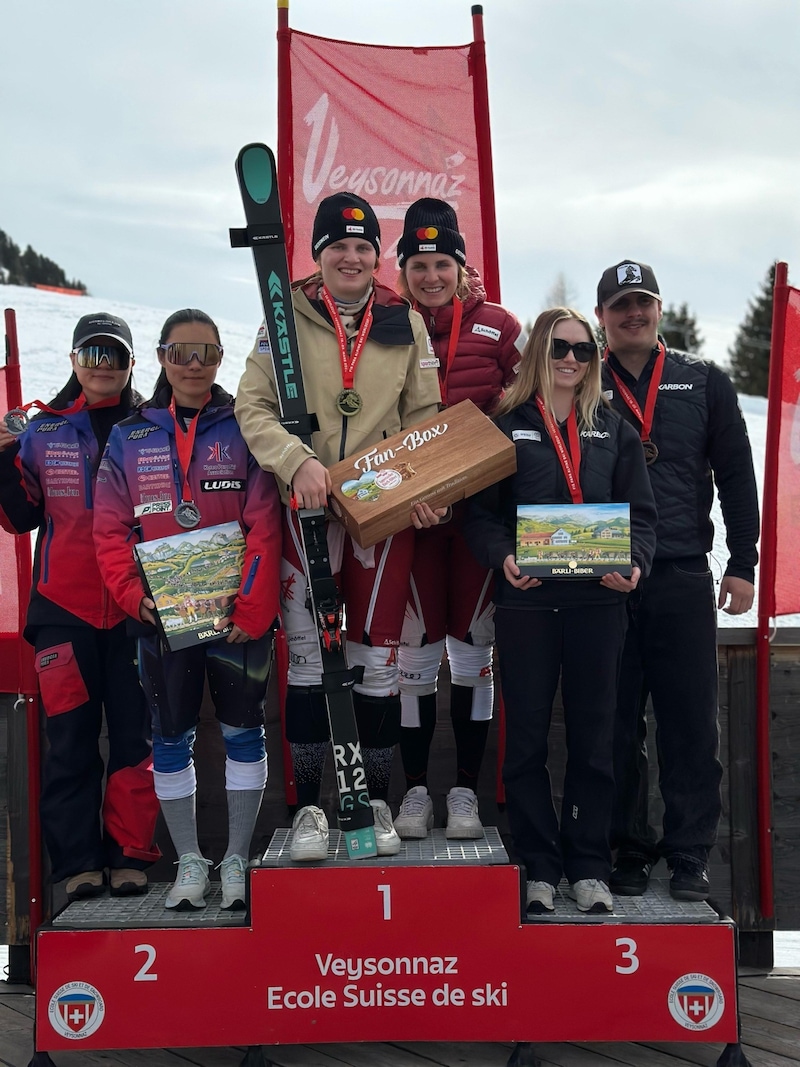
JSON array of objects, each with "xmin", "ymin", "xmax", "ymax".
[
  {"xmin": 3, "ymin": 408, "xmax": 29, "ymax": 436},
  {"xmin": 174, "ymin": 501, "xmax": 202, "ymax": 529}
]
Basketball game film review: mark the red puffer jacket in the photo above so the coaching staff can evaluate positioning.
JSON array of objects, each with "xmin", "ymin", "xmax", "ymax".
[{"xmin": 417, "ymin": 267, "xmax": 525, "ymax": 412}]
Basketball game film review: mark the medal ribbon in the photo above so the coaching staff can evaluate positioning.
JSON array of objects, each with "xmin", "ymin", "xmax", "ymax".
[
  {"xmin": 536, "ymin": 394, "xmax": 583, "ymax": 504},
  {"xmin": 320, "ymin": 286, "xmax": 375, "ymax": 393},
  {"xmin": 415, "ymin": 298, "xmax": 463, "ymax": 406},
  {"xmin": 169, "ymin": 394, "xmax": 210, "ymax": 504},
  {"xmin": 604, "ymin": 341, "xmax": 666, "ymax": 446}
]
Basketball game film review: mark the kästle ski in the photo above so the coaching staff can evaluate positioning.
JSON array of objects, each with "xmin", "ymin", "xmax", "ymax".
[{"xmin": 231, "ymin": 143, "xmax": 377, "ymax": 859}]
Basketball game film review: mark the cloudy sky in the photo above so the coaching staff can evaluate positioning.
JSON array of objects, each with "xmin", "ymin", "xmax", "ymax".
[{"xmin": 2, "ymin": 0, "xmax": 799, "ymax": 361}]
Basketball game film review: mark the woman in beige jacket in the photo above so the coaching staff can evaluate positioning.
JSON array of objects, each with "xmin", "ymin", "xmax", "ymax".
[{"xmin": 236, "ymin": 191, "xmax": 442, "ymax": 861}]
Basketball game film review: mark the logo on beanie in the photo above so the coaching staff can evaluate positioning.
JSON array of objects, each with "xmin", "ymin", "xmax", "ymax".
[
  {"xmin": 343, "ymin": 207, "xmax": 365, "ymax": 221},
  {"xmin": 416, "ymin": 227, "xmax": 439, "ymax": 240}
]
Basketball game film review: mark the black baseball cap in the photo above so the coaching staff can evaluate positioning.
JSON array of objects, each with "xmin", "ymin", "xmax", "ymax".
[
  {"xmin": 72, "ymin": 312, "xmax": 134, "ymax": 354},
  {"xmin": 597, "ymin": 260, "xmax": 661, "ymax": 308}
]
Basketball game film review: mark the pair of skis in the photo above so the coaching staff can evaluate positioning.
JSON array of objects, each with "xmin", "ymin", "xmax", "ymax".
[{"xmin": 231, "ymin": 144, "xmax": 377, "ymax": 859}]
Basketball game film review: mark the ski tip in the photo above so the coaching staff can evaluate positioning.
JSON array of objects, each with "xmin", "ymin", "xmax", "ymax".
[
  {"xmin": 237, "ymin": 144, "xmax": 276, "ymax": 205},
  {"xmin": 344, "ymin": 825, "xmax": 378, "ymax": 860}
]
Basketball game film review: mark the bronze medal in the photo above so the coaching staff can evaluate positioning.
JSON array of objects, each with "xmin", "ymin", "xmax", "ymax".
[
  {"xmin": 4, "ymin": 408, "xmax": 29, "ymax": 436},
  {"xmin": 642, "ymin": 439, "xmax": 659, "ymax": 465},
  {"xmin": 175, "ymin": 501, "xmax": 202, "ymax": 529},
  {"xmin": 336, "ymin": 388, "xmax": 363, "ymax": 417}
]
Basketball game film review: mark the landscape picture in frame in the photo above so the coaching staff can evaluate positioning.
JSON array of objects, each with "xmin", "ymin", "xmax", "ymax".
[
  {"xmin": 134, "ymin": 520, "xmax": 246, "ymax": 651},
  {"xmin": 515, "ymin": 503, "xmax": 632, "ymax": 578}
]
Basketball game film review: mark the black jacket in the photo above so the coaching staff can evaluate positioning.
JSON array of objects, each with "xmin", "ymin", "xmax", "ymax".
[
  {"xmin": 463, "ymin": 400, "xmax": 657, "ymax": 609},
  {"xmin": 602, "ymin": 345, "xmax": 759, "ymax": 582}
]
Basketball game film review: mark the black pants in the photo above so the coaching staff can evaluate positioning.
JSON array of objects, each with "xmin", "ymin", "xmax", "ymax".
[
  {"xmin": 611, "ymin": 558, "xmax": 723, "ymax": 864},
  {"xmin": 35, "ymin": 622, "xmax": 158, "ymax": 881},
  {"xmin": 496, "ymin": 601, "xmax": 627, "ymax": 886},
  {"xmin": 137, "ymin": 632, "xmax": 273, "ymax": 738}
]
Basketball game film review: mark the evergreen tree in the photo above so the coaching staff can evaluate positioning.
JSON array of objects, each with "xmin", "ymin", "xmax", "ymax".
[
  {"xmin": 661, "ymin": 302, "xmax": 704, "ymax": 353},
  {"xmin": 728, "ymin": 264, "xmax": 774, "ymax": 397},
  {"xmin": 0, "ymin": 227, "xmax": 87, "ymax": 292}
]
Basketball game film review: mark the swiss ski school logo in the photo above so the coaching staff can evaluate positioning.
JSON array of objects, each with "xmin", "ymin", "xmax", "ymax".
[
  {"xmin": 48, "ymin": 981, "xmax": 105, "ymax": 1040},
  {"xmin": 667, "ymin": 973, "xmax": 725, "ymax": 1031}
]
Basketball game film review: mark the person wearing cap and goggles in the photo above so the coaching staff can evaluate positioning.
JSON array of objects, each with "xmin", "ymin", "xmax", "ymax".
[
  {"xmin": 93, "ymin": 308, "xmax": 282, "ymax": 911},
  {"xmin": 392, "ymin": 198, "xmax": 526, "ymax": 843},
  {"xmin": 0, "ymin": 312, "xmax": 160, "ymax": 903},
  {"xmin": 595, "ymin": 259, "xmax": 759, "ymax": 903},
  {"xmin": 235, "ymin": 192, "xmax": 443, "ymax": 862}
]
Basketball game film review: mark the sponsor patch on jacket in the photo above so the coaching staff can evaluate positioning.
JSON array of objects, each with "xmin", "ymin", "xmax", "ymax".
[
  {"xmin": 603, "ymin": 389, "xmax": 614, "ymax": 400},
  {"xmin": 472, "ymin": 323, "xmax": 502, "ymax": 341},
  {"xmin": 659, "ymin": 382, "xmax": 693, "ymax": 390},
  {"xmin": 419, "ymin": 357, "xmax": 440, "ymax": 369},
  {"xmin": 581, "ymin": 430, "xmax": 610, "ymax": 439},
  {"xmin": 512, "ymin": 430, "xmax": 541, "ymax": 442},
  {"xmin": 257, "ymin": 321, "xmax": 267, "ymax": 338},
  {"xmin": 426, "ymin": 336, "xmax": 435, "ymax": 356},
  {"xmin": 258, "ymin": 339, "xmax": 271, "ymax": 354},
  {"xmin": 35, "ymin": 421, "xmax": 67, "ymax": 433},
  {"xmin": 127, "ymin": 425, "xmax": 158, "ymax": 441},
  {"xmin": 134, "ymin": 500, "xmax": 174, "ymax": 517},
  {"xmin": 201, "ymin": 479, "xmax": 245, "ymax": 491}
]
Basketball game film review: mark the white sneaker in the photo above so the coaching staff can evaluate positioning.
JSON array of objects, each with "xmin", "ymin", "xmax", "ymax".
[
  {"xmin": 393, "ymin": 786, "xmax": 434, "ymax": 839},
  {"xmin": 445, "ymin": 786, "xmax": 483, "ymax": 839},
  {"xmin": 370, "ymin": 799, "xmax": 401, "ymax": 856},
  {"xmin": 289, "ymin": 805, "xmax": 329, "ymax": 862},
  {"xmin": 526, "ymin": 880, "xmax": 556, "ymax": 914},
  {"xmin": 219, "ymin": 854, "xmax": 247, "ymax": 910},
  {"xmin": 569, "ymin": 878, "xmax": 613, "ymax": 913},
  {"xmin": 165, "ymin": 852, "xmax": 211, "ymax": 910}
]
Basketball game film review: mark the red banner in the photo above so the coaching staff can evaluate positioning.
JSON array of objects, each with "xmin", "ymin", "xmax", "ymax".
[
  {"xmin": 280, "ymin": 29, "xmax": 489, "ymax": 290},
  {"xmin": 772, "ymin": 285, "xmax": 800, "ymax": 615}
]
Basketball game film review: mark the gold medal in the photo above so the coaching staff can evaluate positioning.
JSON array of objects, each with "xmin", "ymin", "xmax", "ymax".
[{"xmin": 336, "ymin": 388, "xmax": 363, "ymax": 417}]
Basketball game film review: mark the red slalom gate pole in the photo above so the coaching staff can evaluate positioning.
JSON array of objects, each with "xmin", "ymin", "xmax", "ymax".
[{"xmin": 471, "ymin": 5, "xmax": 501, "ymax": 303}]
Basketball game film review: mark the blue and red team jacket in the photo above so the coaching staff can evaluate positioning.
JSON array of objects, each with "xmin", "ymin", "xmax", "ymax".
[
  {"xmin": 0, "ymin": 395, "xmax": 132, "ymax": 631},
  {"xmin": 93, "ymin": 384, "xmax": 281, "ymax": 639}
]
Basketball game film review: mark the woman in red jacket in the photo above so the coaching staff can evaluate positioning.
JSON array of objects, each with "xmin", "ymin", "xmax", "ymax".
[
  {"xmin": 94, "ymin": 309, "xmax": 282, "ymax": 911},
  {"xmin": 394, "ymin": 199, "xmax": 525, "ymax": 840},
  {"xmin": 0, "ymin": 312, "xmax": 159, "ymax": 902}
]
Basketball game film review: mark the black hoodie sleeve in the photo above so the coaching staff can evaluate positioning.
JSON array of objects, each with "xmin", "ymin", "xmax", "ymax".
[
  {"xmin": 463, "ymin": 476, "xmax": 516, "ymax": 572},
  {"xmin": 612, "ymin": 418, "xmax": 658, "ymax": 577}
]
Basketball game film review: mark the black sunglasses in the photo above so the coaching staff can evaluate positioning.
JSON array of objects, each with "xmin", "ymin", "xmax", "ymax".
[
  {"xmin": 73, "ymin": 344, "xmax": 131, "ymax": 370},
  {"xmin": 551, "ymin": 338, "xmax": 597, "ymax": 364}
]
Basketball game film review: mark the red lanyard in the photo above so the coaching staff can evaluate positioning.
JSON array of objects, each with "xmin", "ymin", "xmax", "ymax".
[
  {"xmin": 320, "ymin": 287, "xmax": 375, "ymax": 391},
  {"xmin": 169, "ymin": 395, "xmax": 209, "ymax": 504},
  {"xmin": 604, "ymin": 342, "xmax": 666, "ymax": 445},
  {"xmin": 416, "ymin": 298, "xmax": 463, "ymax": 405},
  {"xmin": 536, "ymin": 394, "xmax": 583, "ymax": 504}
]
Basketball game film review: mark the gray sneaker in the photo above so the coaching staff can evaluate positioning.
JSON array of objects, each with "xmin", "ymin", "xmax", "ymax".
[
  {"xmin": 445, "ymin": 786, "xmax": 483, "ymax": 839},
  {"xmin": 219, "ymin": 854, "xmax": 247, "ymax": 910},
  {"xmin": 370, "ymin": 799, "xmax": 401, "ymax": 856},
  {"xmin": 394, "ymin": 786, "xmax": 434, "ymax": 839},
  {"xmin": 526, "ymin": 880, "xmax": 556, "ymax": 914},
  {"xmin": 568, "ymin": 879, "xmax": 613, "ymax": 914},
  {"xmin": 289, "ymin": 805, "xmax": 329, "ymax": 862},
  {"xmin": 165, "ymin": 853, "xmax": 211, "ymax": 910}
]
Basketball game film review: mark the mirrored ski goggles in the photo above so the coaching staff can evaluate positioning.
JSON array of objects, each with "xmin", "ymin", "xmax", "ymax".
[
  {"xmin": 159, "ymin": 342, "xmax": 224, "ymax": 366},
  {"xmin": 73, "ymin": 344, "xmax": 131, "ymax": 370},
  {"xmin": 551, "ymin": 338, "xmax": 597, "ymax": 364}
]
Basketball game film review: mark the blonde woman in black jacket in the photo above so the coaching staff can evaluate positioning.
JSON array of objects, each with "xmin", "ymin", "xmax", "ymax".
[{"xmin": 463, "ymin": 307, "xmax": 657, "ymax": 915}]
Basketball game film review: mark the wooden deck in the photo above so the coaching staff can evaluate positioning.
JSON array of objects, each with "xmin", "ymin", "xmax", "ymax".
[{"xmin": 0, "ymin": 970, "xmax": 797, "ymax": 1067}]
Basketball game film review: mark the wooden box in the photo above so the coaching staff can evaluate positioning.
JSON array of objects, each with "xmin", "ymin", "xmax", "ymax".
[{"xmin": 328, "ymin": 399, "xmax": 516, "ymax": 548}]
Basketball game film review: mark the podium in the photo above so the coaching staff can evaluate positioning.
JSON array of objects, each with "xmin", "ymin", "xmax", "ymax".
[{"xmin": 34, "ymin": 829, "xmax": 740, "ymax": 1056}]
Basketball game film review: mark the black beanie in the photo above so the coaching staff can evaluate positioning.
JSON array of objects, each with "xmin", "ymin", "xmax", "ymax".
[
  {"xmin": 311, "ymin": 193, "xmax": 381, "ymax": 260},
  {"xmin": 396, "ymin": 197, "xmax": 466, "ymax": 268}
]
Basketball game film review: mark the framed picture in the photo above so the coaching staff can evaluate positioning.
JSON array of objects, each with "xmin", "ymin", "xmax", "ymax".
[
  {"xmin": 516, "ymin": 503, "xmax": 632, "ymax": 578},
  {"xmin": 134, "ymin": 520, "xmax": 245, "ymax": 651}
]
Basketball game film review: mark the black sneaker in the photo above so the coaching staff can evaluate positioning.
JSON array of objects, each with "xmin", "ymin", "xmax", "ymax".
[
  {"xmin": 609, "ymin": 856, "xmax": 653, "ymax": 896},
  {"xmin": 669, "ymin": 858, "xmax": 710, "ymax": 901}
]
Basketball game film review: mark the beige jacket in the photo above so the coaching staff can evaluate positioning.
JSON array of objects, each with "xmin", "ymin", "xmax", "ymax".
[{"xmin": 236, "ymin": 278, "xmax": 442, "ymax": 501}]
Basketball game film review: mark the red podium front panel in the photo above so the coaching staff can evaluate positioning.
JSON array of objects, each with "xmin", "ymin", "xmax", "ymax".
[{"xmin": 35, "ymin": 862, "xmax": 738, "ymax": 1051}]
